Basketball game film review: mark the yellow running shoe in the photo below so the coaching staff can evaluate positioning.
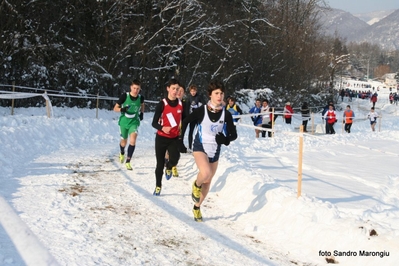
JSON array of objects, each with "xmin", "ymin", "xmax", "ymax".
[
  {"xmin": 191, "ymin": 180, "xmax": 201, "ymax": 203},
  {"xmin": 172, "ymin": 166, "xmax": 179, "ymax": 177},
  {"xmin": 153, "ymin": 186, "xmax": 161, "ymax": 196},
  {"xmin": 125, "ymin": 162, "xmax": 132, "ymax": 170},
  {"xmin": 192, "ymin": 207, "xmax": 202, "ymax": 222},
  {"xmin": 119, "ymin": 153, "xmax": 125, "ymax": 163}
]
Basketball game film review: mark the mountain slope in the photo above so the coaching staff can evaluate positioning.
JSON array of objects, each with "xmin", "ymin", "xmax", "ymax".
[
  {"xmin": 354, "ymin": 10, "xmax": 395, "ymax": 25},
  {"xmin": 318, "ymin": 8, "xmax": 370, "ymax": 39},
  {"xmin": 362, "ymin": 9, "xmax": 399, "ymax": 50},
  {"xmin": 319, "ymin": 7, "xmax": 399, "ymax": 51}
]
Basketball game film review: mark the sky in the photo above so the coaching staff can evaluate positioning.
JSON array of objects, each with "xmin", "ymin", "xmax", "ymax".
[
  {"xmin": 1, "ymin": 80, "xmax": 399, "ymax": 266},
  {"xmin": 327, "ymin": 0, "xmax": 399, "ymax": 14}
]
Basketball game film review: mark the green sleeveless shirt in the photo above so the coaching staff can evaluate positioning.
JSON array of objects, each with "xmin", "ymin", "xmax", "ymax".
[{"xmin": 119, "ymin": 93, "xmax": 142, "ymax": 127}]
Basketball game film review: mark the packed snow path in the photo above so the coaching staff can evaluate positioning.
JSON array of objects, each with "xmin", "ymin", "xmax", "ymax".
[{"xmin": 11, "ymin": 143, "xmax": 297, "ymax": 265}]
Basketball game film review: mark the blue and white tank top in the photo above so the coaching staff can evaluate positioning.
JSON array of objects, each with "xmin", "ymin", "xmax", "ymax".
[{"xmin": 196, "ymin": 105, "xmax": 225, "ymax": 158}]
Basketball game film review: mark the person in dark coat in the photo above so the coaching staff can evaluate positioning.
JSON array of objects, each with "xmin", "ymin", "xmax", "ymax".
[{"xmin": 300, "ymin": 102, "xmax": 310, "ymax": 132}]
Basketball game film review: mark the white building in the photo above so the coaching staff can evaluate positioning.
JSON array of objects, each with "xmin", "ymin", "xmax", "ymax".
[{"xmin": 381, "ymin": 73, "xmax": 397, "ymax": 88}]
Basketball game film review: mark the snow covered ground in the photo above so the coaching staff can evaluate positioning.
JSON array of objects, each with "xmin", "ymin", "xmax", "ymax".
[{"xmin": 1, "ymin": 89, "xmax": 399, "ymax": 266}]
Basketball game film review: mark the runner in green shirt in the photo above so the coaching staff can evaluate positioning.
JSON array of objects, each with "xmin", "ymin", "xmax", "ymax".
[{"xmin": 113, "ymin": 79, "xmax": 145, "ymax": 170}]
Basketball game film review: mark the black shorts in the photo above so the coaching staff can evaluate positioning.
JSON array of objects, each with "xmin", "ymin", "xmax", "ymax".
[{"xmin": 192, "ymin": 135, "xmax": 221, "ymax": 163}]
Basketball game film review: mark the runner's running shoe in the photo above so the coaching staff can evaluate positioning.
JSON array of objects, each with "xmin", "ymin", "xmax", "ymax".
[
  {"xmin": 125, "ymin": 162, "xmax": 132, "ymax": 170},
  {"xmin": 165, "ymin": 169, "xmax": 172, "ymax": 180},
  {"xmin": 192, "ymin": 207, "xmax": 202, "ymax": 222},
  {"xmin": 119, "ymin": 153, "xmax": 125, "ymax": 163},
  {"xmin": 191, "ymin": 180, "xmax": 201, "ymax": 203},
  {"xmin": 153, "ymin": 186, "xmax": 161, "ymax": 196},
  {"xmin": 172, "ymin": 166, "xmax": 179, "ymax": 177}
]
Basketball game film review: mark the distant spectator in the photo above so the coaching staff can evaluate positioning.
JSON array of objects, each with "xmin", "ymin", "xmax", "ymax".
[
  {"xmin": 261, "ymin": 99, "xmax": 272, "ymax": 138},
  {"xmin": 226, "ymin": 97, "xmax": 243, "ymax": 125},
  {"xmin": 249, "ymin": 99, "xmax": 262, "ymax": 138},
  {"xmin": 370, "ymin": 92, "xmax": 378, "ymax": 108},
  {"xmin": 283, "ymin": 102, "xmax": 294, "ymax": 124},
  {"xmin": 300, "ymin": 102, "xmax": 310, "ymax": 132},
  {"xmin": 340, "ymin": 89, "xmax": 345, "ymax": 102}
]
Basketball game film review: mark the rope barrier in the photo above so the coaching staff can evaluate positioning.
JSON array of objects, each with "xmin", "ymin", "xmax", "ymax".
[
  {"xmin": 0, "ymin": 84, "xmax": 99, "ymax": 97},
  {"xmin": 235, "ymin": 119, "xmax": 399, "ymax": 157},
  {"xmin": 0, "ymin": 90, "xmax": 159, "ymax": 104},
  {"xmin": 0, "ymin": 91, "xmax": 40, "ymax": 99}
]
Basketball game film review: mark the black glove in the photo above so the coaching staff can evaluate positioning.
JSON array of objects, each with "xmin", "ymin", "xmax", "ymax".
[
  {"xmin": 120, "ymin": 106, "xmax": 128, "ymax": 112},
  {"xmin": 139, "ymin": 112, "xmax": 143, "ymax": 121},
  {"xmin": 215, "ymin": 133, "xmax": 230, "ymax": 146},
  {"xmin": 178, "ymin": 138, "xmax": 187, "ymax": 153},
  {"xmin": 251, "ymin": 117, "xmax": 255, "ymax": 122}
]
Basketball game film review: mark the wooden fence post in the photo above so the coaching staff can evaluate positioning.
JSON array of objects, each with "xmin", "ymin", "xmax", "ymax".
[
  {"xmin": 311, "ymin": 112, "xmax": 314, "ymax": 134},
  {"xmin": 96, "ymin": 92, "xmax": 99, "ymax": 119},
  {"xmin": 271, "ymin": 107, "xmax": 275, "ymax": 137},
  {"xmin": 45, "ymin": 91, "xmax": 50, "ymax": 118},
  {"xmin": 297, "ymin": 125, "xmax": 304, "ymax": 198},
  {"xmin": 11, "ymin": 81, "xmax": 15, "ymax": 115}
]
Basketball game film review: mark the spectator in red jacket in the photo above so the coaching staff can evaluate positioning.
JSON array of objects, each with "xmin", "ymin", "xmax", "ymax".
[
  {"xmin": 283, "ymin": 102, "xmax": 294, "ymax": 124},
  {"xmin": 370, "ymin": 93, "xmax": 378, "ymax": 108}
]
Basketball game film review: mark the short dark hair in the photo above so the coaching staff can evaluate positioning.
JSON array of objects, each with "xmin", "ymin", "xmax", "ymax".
[
  {"xmin": 131, "ymin": 79, "xmax": 141, "ymax": 86},
  {"xmin": 188, "ymin": 84, "xmax": 197, "ymax": 91},
  {"xmin": 207, "ymin": 80, "xmax": 225, "ymax": 96},
  {"xmin": 263, "ymin": 99, "xmax": 269, "ymax": 104},
  {"xmin": 167, "ymin": 78, "xmax": 180, "ymax": 87}
]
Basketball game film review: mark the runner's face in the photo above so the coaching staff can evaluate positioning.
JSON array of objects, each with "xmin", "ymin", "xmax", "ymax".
[
  {"xmin": 167, "ymin": 84, "xmax": 179, "ymax": 100},
  {"xmin": 210, "ymin": 89, "xmax": 224, "ymax": 106},
  {"xmin": 177, "ymin": 87, "xmax": 185, "ymax": 100},
  {"xmin": 190, "ymin": 89, "xmax": 197, "ymax": 96},
  {"xmin": 130, "ymin": 84, "xmax": 140, "ymax": 97}
]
